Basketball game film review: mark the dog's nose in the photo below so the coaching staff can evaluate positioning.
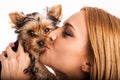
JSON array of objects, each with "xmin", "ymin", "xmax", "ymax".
[{"xmin": 37, "ymin": 40, "xmax": 45, "ymax": 47}]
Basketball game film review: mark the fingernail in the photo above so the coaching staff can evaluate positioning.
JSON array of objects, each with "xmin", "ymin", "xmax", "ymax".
[{"xmin": 9, "ymin": 42, "xmax": 15, "ymax": 47}]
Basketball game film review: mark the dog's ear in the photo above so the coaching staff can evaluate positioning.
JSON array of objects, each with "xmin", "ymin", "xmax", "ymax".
[
  {"xmin": 9, "ymin": 12, "xmax": 25, "ymax": 29},
  {"xmin": 47, "ymin": 5, "xmax": 62, "ymax": 23}
]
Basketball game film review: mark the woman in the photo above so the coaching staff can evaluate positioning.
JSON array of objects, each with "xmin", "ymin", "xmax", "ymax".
[{"xmin": 0, "ymin": 7, "xmax": 120, "ymax": 80}]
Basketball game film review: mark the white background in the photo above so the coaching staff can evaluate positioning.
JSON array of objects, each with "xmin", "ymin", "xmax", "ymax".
[{"xmin": 0, "ymin": 0, "xmax": 120, "ymax": 53}]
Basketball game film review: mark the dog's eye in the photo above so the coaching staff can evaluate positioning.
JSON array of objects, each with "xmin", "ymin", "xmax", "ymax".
[
  {"xmin": 27, "ymin": 30, "xmax": 36, "ymax": 37},
  {"xmin": 44, "ymin": 28, "xmax": 50, "ymax": 33}
]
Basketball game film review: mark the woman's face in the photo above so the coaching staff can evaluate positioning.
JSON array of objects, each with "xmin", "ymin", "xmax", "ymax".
[{"xmin": 40, "ymin": 11, "xmax": 90, "ymax": 79}]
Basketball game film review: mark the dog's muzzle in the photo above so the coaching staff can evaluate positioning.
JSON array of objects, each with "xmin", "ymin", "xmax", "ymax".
[{"xmin": 37, "ymin": 40, "xmax": 45, "ymax": 47}]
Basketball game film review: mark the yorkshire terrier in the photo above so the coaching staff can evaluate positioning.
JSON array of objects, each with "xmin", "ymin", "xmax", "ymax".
[{"xmin": 8, "ymin": 5, "xmax": 62, "ymax": 80}]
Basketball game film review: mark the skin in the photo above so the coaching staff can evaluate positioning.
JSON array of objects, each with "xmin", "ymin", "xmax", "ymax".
[
  {"xmin": 0, "ymin": 11, "xmax": 90, "ymax": 80},
  {"xmin": 0, "ymin": 42, "xmax": 31, "ymax": 79},
  {"xmin": 40, "ymin": 11, "xmax": 90, "ymax": 79}
]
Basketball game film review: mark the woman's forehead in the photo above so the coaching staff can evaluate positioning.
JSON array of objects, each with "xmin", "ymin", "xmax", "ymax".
[{"xmin": 64, "ymin": 11, "xmax": 85, "ymax": 30}]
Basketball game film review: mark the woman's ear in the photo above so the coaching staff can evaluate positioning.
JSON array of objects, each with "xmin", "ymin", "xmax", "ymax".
[{"xmin": 80, "ymin": 62, "xmax": 91, "ymax": 72}]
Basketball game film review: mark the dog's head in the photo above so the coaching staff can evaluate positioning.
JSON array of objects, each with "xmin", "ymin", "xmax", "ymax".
[{"xmin": 9, "ymin": 5, "xmax": 62, "ymax": 56}]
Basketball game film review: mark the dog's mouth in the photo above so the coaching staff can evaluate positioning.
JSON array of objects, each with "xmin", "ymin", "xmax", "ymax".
[{"xmin": 38, "ymin": 46, "xmax": 50, "ymax": 55}]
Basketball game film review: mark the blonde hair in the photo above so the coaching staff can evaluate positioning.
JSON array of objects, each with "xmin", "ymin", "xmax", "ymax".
[{"xmin": 81, "ymin": 7, "xmax": 120, "ymax": 80}]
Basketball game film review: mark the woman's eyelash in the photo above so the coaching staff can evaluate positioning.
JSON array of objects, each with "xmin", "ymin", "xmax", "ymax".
[{"xmin": 62, "ymin": 27, "xmax": 73, "ymax": 37}]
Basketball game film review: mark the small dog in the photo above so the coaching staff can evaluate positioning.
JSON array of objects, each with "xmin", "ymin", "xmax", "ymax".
[{"xmin": 9, "ymin": 5, "xmax": 62, "ymax": 80}]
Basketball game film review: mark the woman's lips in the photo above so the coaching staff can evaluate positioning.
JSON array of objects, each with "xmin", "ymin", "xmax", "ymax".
[{"xmin": 45, "ymin": 46, "xmax": 50, "ymax": 50}]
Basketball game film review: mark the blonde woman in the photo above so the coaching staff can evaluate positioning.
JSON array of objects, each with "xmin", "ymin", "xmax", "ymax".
[
  {"xmin": 82, "ymin": 7, "xmax": 120, "ymax": 80},
  {"xmin": 0, "ymin": 7, "xmax": 120, "ymax": 80}
]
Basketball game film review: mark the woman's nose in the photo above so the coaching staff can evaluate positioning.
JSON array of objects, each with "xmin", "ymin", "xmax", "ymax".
[{"xmin": 48, "ymin": 30, "xmax": 57, "ymax": 41}]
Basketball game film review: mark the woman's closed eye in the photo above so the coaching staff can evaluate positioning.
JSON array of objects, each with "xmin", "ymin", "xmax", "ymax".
[{"xmin": 62, "ymin": 26, "xmax": 73, "ymax": 37}]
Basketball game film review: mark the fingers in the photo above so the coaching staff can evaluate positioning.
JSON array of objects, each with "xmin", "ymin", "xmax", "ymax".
[
  {"xmin": 17, "ymin": 40, "xmax": 25, "ymax": 56},
  {"xmin": 0, "ymin": 41, "xmax": 25, "ymax": 61},
  {"xmin": 0, "ymin": 42, "xmax": 16, "ymax": 60},
  {"xmin": 0, "ymin": 51, "xmax": 7, "ymax": 61},
  {"xmin": 6, "ymin": 45, "xmax": 16, "ymax": 58}
]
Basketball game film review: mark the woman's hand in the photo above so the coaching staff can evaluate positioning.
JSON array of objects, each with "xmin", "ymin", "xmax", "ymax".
[{"xmin": 0, "ymin": 41, "xmax": 31, "ymax": 80}]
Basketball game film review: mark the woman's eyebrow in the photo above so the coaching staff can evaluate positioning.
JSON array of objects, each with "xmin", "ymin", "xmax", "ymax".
[{"xmin": 64, "ymin": 22, "xmax": 76, "ymax": 31}]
